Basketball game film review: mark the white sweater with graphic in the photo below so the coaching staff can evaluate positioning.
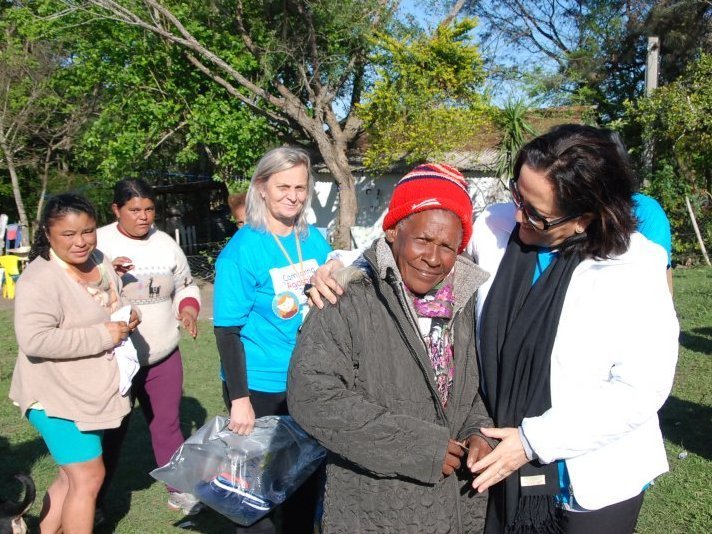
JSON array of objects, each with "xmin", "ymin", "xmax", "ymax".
[{"xmin": 98, "ymin": 223, "xmax": 201, "ymax": 365}]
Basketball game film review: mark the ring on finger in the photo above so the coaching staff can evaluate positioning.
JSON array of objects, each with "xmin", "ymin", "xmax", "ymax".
[{"xmin": 303, "ymin": 283, "xmax": 314, "ymax": 296}]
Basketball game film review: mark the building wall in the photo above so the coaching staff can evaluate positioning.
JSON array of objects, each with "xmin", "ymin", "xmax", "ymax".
[{"xmin": 309, "ymin": 171, "xmax": 508, "ymax": 248}]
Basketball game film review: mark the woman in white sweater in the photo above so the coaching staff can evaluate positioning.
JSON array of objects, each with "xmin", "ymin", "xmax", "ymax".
[
  {"xmin": 468, "ymin": 125, "xmax": 679, "ymax": 534},
  {"xmin": 96, "ymin": 179, "xmax": 203, "ymax": 516}
]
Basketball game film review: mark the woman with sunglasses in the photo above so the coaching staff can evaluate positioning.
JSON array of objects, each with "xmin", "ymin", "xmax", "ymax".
[{"xmin": 467, "ymin": 124, "xmax": 679, "ymax": 533}]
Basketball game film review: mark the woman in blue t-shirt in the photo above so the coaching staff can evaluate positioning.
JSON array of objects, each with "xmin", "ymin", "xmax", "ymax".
[{"xmin": 213, "ymin": 146, "xmax": 331, "ymax": 533}]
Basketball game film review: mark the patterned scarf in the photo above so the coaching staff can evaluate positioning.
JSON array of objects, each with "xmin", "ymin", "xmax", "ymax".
[{"xmin": 408, "ymin": 274, "xmax": 455, "ymax": 406}]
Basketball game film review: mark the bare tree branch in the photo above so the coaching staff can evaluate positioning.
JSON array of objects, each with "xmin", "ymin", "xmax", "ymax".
[
  {"xmin": 289, "ymin": 0, "xmax": 323, "ymax": 98},
  {"xmin": 183, "ymin": 52, "xmax": 289, "ymax": 128},
  {"xmin": 441, "ymin": 0, "xmax": 466, "ymax": 26},
  {"xmin": 235, "ymin": 0, "xmax": 262, "ymax": 58},
  {"xmin": 143, "ymin": 119, "xmax": 188, "ymax": 159}
]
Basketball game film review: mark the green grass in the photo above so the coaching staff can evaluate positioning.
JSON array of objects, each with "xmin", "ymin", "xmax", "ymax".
[
  {"xmin": 1, "ymin": 268, "xmax": 711, "ymax": 533},
  {"xmin": 0, "ymin": 312, "xmax": 233, "ymax": 533},
  {"xmin": 636, "ymin": 267, "xmax": 712, "ymax": 533}
]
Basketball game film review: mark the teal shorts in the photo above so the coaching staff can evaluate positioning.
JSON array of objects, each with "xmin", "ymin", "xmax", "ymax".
[{"xmin": 27, "ymin": 409, "xmax": 103, "ymax": 466}]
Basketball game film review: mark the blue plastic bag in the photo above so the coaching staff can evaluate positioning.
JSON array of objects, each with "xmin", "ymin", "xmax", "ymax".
[{"xmin": 151, "ymin": 415, "xmax": 326, "ymax": 526}]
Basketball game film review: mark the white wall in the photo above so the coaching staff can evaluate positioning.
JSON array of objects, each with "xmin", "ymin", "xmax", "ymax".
[{"xmin": 309, "ymin": 171, "xmax": 509, "ymax": 247}]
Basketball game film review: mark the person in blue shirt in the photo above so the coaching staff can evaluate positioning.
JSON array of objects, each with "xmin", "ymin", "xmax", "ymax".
[
  {"xmin": 213, "ymin": 146, "xmax": 330, "ymax": 534},
  {"xmin": 607, "ymin": 130, "xmax": 673, "ymax": 292},
  {"xmin": 633, "ymin": 192, "xmax": 673, "ymax": 292}
]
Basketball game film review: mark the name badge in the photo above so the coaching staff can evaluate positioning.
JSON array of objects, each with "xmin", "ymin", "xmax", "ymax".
[{"xmin": 520, "ymin": 475, "xmax": 547, "ymax": 487}]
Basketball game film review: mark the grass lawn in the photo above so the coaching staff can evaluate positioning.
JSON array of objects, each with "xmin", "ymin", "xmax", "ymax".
[{"xmin": 1, "ymin": 268, "xmax": 711, "ymax": 533}]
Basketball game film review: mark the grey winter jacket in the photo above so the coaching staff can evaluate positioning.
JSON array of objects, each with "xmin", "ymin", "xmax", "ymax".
[{"xmin": 288, "ymin": 238, "xmax": 493, "ymax": 533}]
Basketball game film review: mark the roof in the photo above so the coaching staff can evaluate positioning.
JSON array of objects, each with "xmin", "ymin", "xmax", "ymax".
[{"xmin": 314, "ymin": 105, "xmax": 593, "ymax": 174}]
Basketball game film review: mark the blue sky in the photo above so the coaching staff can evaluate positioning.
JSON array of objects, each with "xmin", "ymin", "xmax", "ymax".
[{"xmin": 400, "ymin": 0, "xmax": 545, "ymax": 106}]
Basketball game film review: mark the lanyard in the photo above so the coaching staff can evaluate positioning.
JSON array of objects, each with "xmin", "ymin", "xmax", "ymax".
[{"xmin": 270, "ymin": 231, "xmax": 304, "ymax": 276}]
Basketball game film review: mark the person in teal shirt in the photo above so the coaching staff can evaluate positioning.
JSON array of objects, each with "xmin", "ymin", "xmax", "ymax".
[
  {"xmin": 213, "ymin": 147, "xmax": 330, "ymax": 534},
  {"xmin": 608, "ymin": 130, "xmax": 673, "ymax": 291}
]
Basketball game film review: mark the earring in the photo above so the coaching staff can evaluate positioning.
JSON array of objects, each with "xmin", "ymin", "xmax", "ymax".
[{"xmin": 575, "ymin": 226, "xmax": 584, "ymax": 234}]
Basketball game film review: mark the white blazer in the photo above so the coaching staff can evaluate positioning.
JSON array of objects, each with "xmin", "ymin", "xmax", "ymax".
[{"xmin": 469, "ymin": 203, "xmax": 679, "ymax": 511}]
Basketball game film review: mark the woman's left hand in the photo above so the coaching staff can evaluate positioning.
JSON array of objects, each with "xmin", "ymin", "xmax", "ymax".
[
  {"xmin": 468, "ymin": 427, "xmax": 529, "ymax": 493},
  {"xmin": 128, "ymin": 309, "xmax": 141, "ymax": 331},
  {"xmin": 179, "ymin": 306, "xmax": 198, "ymax": 338},
  {"xmin": 464, "ymin": 434, "xmax": 494, "ymax": 467}
]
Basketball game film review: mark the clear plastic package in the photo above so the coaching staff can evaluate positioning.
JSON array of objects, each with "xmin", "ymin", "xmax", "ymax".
[{"xmin": 151, "ymin": 415, "xmax": 326, "ymax": 526}]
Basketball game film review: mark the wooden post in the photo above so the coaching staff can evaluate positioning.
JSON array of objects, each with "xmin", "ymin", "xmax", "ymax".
[
  {"xmin": 645, "ymin": 37, "xmax": 660, "ymax": 97},
  {"xmin": 643, "ymin": 37, "xmax": 660, "ymax": 181},
  {"xmin": 685, "ymin": 195, "xmax": 711, "ymax": 266}
]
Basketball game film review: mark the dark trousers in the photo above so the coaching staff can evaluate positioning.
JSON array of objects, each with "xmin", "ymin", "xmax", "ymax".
[
  {"xmin": 100, "ymin": 348, "xmax": 186, "ymax": 504},
  {"xmin": 560, "ymin": 491, "xmax": 645, "ymax": 534},
  {"xmin": 223, "ymin": 385, "xmax": 320, "ymax": 534}
]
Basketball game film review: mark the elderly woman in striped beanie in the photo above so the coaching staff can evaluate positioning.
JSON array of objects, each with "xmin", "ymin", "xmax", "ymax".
[{"xmin": 288, "ymin": 163, "xmax": 495, "ymax": 533}]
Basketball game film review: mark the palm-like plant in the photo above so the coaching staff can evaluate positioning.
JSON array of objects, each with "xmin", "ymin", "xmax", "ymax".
[{"xmin": 494, "ymin": 100, "xmax": 536, "ymax": 184}]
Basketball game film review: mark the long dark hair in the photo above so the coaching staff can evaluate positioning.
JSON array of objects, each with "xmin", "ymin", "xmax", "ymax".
[
  {"xmin": 513, "ymin": 124, "xmax": 637, "ymax": 259},
  {"xmin": 29, "ymin": 193, "xmax": 97, "ymax": 262},
  {"xmin": 112, "ymin": 178, "xmax": 156, "ymax": 208}
]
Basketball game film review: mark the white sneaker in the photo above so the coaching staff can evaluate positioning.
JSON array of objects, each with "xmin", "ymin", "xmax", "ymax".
[{"xmin": 168, "ymin": 492, "xmax": 206, "ymax": 515}]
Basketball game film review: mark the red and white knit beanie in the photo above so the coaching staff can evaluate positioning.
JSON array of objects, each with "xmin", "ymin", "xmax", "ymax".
[{"xmin": 382, "ymin": 163, "xmax": 473, "ymax": 252}]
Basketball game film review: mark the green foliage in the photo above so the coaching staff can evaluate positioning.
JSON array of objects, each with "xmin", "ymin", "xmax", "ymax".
[
  {"xmin": 176, "ymin": 94, "xmax": 270, "ymax": 180},
  {"xmin": 631, "ymin": 53, "xmax": 712, "ymax": 187},
  {"xmin": 3, "ymin": 0, "xmax": 276, "ymax": 201},
  {"xmin": 226, "ymin": 179, "xmax": 250, "ymax": 195},
  {"xmin": 494, "ymin": 100, "xmax": 536, "ymax": 181},
  {"xmin": 235, "ymin": 0, "xmax": 387, "ymax": 91},
  {"xmin": 61, "ymin": 3, "xmax": 274, "ymax": 182},
  {"xmin": 359, "ymin": 18, "xmax": 491, "ymax": 169},
  {"xmin": 626, "ymin": 53, "xmax": 712, "ymax": 264},
  {"xmin": 640, "ymin": 161, "xmax": 699, "ymax": 264},
  {"xmin": 0, "ymin": 1, "xmax": 94, "ymax": 230},
  {"xmin": 470, "ymin": 1, "xmax": 712, "ymax": 124}
]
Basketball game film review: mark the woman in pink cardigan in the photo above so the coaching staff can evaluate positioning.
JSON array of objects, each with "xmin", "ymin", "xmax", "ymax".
[{"xmin": 10, "ymin": 193, "xmax": 138, "ymax": 534}]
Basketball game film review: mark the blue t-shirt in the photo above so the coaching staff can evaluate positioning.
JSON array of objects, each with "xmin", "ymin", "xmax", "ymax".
[
  {"xmin": 633, "ymin": 193, "xmax": 672, "ymax": 266},
  {"xmin": 214, "ymin": 225, "xmax": 331, "ymax": 392}
]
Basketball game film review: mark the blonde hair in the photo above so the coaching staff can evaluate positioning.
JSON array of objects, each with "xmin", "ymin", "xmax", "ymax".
[
  {"xmin": 246, "ymin": 147, "xmax": 314, "ymax": 237},
  {"xmin": 227, "ymin": 192, "xmax": 247, "ymax": 210}
]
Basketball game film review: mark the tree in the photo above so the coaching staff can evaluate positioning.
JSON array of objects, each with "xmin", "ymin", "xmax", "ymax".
[
  {"xmin": 625, "ymin": 53, "xmax": 712, "ymax": 260},
  {"xmin": 493, "ymin": 99, "xmax": 535, "ymax": 182},
  {"xmin": 69, "ymin": 14, "xmax": 274, "ymax": 184},
  {"xmin": 359, "ymin": 17, "xmax": 490, "ymax": 169},
  {"xmin": 0, "ymin": 21, "xmax": 46, "ymax": 241},
  {"xmin": 465, "ymin": 0, "xmax": 712, "ymax": 122},
  {"xmin": 52, "ymin": 0, "xmax": 473, "ymax": 248},
  {"xmin": 0, "ymin": 5, "xmax": 93, "ymax": 243}
]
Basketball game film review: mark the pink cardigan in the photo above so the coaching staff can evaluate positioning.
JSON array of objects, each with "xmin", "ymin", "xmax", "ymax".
[{"xmin": 9, "ymin": 252, "xmax": 131, "ymax": 431}]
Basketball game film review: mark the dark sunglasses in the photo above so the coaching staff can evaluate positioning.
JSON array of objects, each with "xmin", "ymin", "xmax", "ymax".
[{"xmin": 509, "ymin": 179, "xmax": 580, "ymax": 231}]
